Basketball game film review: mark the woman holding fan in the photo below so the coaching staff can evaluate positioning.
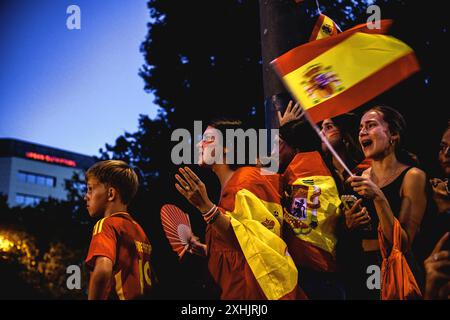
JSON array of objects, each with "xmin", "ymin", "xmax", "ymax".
[{"xmin": 174, "ymin": 118, "xmax": 305, "ymax": 300}]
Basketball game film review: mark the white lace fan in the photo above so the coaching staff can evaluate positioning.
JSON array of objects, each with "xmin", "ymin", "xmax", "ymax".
[{"xmin": 160, "ymin": 204, "xmax": 193, "ymax": 260}]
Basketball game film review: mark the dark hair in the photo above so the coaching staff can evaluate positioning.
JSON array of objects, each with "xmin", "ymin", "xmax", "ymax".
[
  {"xmin": 278, "ymin": 118, "xmax": 343, "ymax": 193},
  {"xmin": 86, "ymin": 160, "xmax": 139, "ymax": 205},
  {"xmin": 323, "ymin": 113, "xmax": 364, "ymax": 170},
  {"xmin": 207, "ymin": 118, "xmax": 255, "ymax": 170},
  {"xmin": 279, "ymin": 118, "xmax": 322, "ymax": 153},
  {"xmin": 365, "ymin": 105, "xmax": 418, "ymax": 166},
  {"xmin": 444, "ymin": 120, "xmax": 450, "ymax": 134}
]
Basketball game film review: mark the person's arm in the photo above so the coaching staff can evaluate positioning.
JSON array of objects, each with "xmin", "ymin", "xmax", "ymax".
[
  {"xmin": 430, "ymin": 178, "xmax": 450, "ymax": 214},
  {"xmin": 424, "ymin": 232, "xmax": 450, "ymax": 300},
  {"xmin": 349, "ymin": 168, "xmax": 426, "ymax": 249},
  {"xmin": 396, "ymin": 168, "xmax": 427, "ymax": 250},
  {"xmin": 175, "ymin": 167, "xmax": 232, "ymax": 240},
  {"xmin": 88, "ymin": 256, "xmax": 113, "ymax": 300}
]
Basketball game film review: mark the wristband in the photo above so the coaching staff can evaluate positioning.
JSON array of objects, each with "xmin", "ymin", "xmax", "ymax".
[{"xmin": 206, "ymin": 209, "xmax": 221, "ymax": 224}]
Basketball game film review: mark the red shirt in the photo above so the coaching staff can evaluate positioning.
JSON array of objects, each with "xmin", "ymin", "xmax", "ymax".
[{"xmin": 85, "ymin": 212, "xmax": 155, "ymax": 300}]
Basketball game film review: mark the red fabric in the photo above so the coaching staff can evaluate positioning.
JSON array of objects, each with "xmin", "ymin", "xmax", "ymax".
[
  {"xmin": 309, "ymin": 14, "xmax": 326, "ymax": 42},
  {"xmin": 352, "ymin": 158, "xmax": 372, "ymax": 175},
  {"xmin": 220, "ymin": 166, "xmax": 282, "ymax": 212},
  {"xmin": 85, "ymin": 213, "xmax": 155, "ymax": 300},
  {"xmin": 206, "ymin": 224, "xmax": 268, "ymax": 300},
  {"xmin": 378, "ymin": 218, "xmax": 422, "ymax": 300},
  {"xmin": 283, "ymin": 152, "xmax": 332, "ymax": 184},
  {"xmin": 284, "ymin": 227, "xmax": 337, "ymax": 272}
]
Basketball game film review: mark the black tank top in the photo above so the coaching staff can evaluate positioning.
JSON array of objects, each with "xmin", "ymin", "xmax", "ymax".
[{"xmin": 361, "ymin": 167, "xmax": 413, "ymax": 239}]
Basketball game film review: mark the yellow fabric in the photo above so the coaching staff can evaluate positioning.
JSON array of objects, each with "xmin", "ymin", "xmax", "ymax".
[
  {"xmin": 114, "ymin": 271, "xmax": 126, "ymax": 300},
  {"xmin": 283, "ymin": 32, "xmax": 414, "ymax": 109},
  {"xmin": 316, "ymin": 15, "xmax": 337, "ymax": 40},
  {"xmin": 286, "ymin": 175, "xmax": 341, "ymax": 254},
  {"xmin": 225, "ymin": 189, "xmax": 298, "ymax": 300}
]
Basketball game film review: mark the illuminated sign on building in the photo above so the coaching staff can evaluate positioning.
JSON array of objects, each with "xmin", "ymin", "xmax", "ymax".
[{"xmin": 25, "ymin": 152, "xmax": 77, "ymax": 167}]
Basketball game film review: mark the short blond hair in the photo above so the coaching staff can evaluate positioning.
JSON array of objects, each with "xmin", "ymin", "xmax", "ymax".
[{"xmin": 86, "ymin": 160, "xmax": 139, "ymax": 205}]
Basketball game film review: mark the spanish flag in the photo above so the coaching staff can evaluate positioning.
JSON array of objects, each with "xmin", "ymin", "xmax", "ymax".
[
  {"xmin": 282, "ymin": 152, "xmax": 342, "ymax": 272},
  {"xmin": 206, "ymin": 166, "xmax": 303, "ymax": 300},
  {"xmin": 271, "ymin": 20, "xmax": 420, "ymax": 123},
  {"xmin": 309, "ymin": 14, "xmax": 341, "ymax": 41}
]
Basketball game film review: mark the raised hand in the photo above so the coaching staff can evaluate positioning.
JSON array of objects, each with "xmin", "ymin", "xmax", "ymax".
[
  {"xmin": 347, "ymin": 175, "xmax": 383, "ymax": 200},
  {"xmin": 175, "ymin": 166, "xmax": 215, "ymax": 214},
  {"xmin": 424, "ymin": 232, "xmax": 450, "ymax": 300},
  {"xmin": 277, "ymin": 100, "xmax": 303, "ymax": 127},
  {"xmin": 430, "ymin": 178, "xmax": 450, "ymax": 214}
]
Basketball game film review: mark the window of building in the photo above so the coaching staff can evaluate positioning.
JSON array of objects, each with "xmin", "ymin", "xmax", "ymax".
[
  {"xmin": 15, "ymin": 193, "xmax": 45, "ymax": 206},
  {"xmin": 18, "ymin": 172, "xmax": 27, "ymax": 183},
  {"xmin": 17, "ymin": 171, "xmax": 56, "ymax": 187}
]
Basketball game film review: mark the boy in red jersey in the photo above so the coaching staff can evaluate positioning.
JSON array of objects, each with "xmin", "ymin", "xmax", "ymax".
[{"xmin": 84, "ymin": 160, "xmax": 155, "ymax": 300}]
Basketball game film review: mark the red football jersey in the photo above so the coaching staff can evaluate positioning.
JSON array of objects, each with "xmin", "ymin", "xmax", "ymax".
[{"xmin": 85, "ymin": 212, "xmax": 155, "ymax": 300}]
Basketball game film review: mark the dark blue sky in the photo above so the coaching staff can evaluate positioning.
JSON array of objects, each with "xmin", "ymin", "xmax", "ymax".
[{"xmin": 0, "ymin": 0, "xmax": 158, "ymax": 156}]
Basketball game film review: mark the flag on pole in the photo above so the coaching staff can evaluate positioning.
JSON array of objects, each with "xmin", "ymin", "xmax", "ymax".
[
  {"xmin": 271, "ymin": 20, "xmax": 420, "ymax": 123},
  {"xmin": 309, "ymin": 14, "xmax": 341, "ymax": 41}
]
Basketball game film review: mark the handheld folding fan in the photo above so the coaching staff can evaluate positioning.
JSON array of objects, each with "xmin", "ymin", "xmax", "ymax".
[{"xmin": 160, "ymin": 204, "xmax": 193, "ymax": 260}]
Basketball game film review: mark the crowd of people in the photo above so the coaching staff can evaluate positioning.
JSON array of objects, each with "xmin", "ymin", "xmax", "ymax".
[{"xmin": 83, "ymin": 102, "xmax": 450, "ymax": 300}]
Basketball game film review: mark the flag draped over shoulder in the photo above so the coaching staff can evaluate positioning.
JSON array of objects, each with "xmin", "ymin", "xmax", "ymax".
[
  {"xmin": 271, "ymin": 20, "xmax": 420, "ymax": 123},
  {"xmin": 282, "ymin": 152, "xmax": 341, "ymax": 272},
  {"xmin": 309, "ymin": 14, "xmax": 341, "ymax": 41},
  {"xmin": 213, "ymin": 167, "xmax": 300, "ymax": 300}
]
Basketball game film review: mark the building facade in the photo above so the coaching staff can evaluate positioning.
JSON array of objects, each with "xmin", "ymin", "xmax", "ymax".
[{"xmin": 0, "ymin": 138, "xmax": 95, "ymax": 207}]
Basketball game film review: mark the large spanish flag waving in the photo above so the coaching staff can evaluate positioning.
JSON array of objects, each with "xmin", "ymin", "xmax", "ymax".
[{"xmin": 271, "ymin": 20, "xmax": 420, "ymax": 123}]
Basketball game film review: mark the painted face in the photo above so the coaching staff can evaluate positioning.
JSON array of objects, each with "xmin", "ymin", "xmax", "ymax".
[
  {"xmin": 439, "ymin": 128, "xmax": 450, "ymax": 177},
  {"xmin": 196, "ymin": 126, "xmax": 223, "ymax": 167},
  {"xmin": 320, "ymin": 118, "xmax": 342, "ymax": 151},
  {"xmin": 84, "ymin": 177, "xmax": 109, "ymax": 218},
  {"xmin": 359, "ymin": 111, "xmax": 394, "ymax": 159}
]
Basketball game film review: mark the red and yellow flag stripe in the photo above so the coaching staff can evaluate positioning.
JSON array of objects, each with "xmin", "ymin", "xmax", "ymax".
[{"xmin": 272, "ymin": 20, "xmax": 420, "ymax": 123}]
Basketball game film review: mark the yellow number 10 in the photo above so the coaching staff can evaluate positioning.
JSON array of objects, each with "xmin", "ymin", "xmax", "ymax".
[{"xmin": 138, "ymin": 259, "xmax": 152, "ymax": 294}]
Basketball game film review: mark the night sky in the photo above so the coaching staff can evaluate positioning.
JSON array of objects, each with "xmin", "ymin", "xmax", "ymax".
[{"xmin": 0, "ymin": 0, "xmax": 158, "ymax": 156}]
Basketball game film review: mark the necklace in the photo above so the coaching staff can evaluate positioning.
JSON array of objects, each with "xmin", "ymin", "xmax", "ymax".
[{"xmin": 370, "ymin": 166, "xmax": 406, "ymax": 188}]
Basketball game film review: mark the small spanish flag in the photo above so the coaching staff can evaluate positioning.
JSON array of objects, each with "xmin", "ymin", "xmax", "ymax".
[
  {"xmin": 309, "ymin": 14, "xmax": 341, "ymax": 41},
  {"xmin": 271, "ymin": 20, "xmax": 420, "ymax": 123}
]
